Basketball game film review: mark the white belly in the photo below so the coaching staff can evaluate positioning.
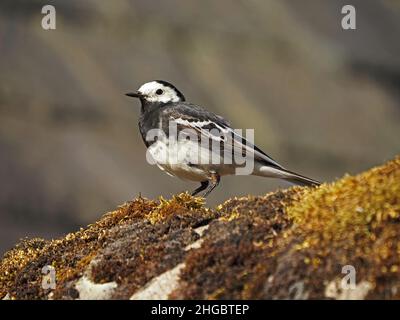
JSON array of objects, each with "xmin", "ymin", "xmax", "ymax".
[{"xmin": 146, "ymin": 140, "xmax": 225, "ymax": 181}]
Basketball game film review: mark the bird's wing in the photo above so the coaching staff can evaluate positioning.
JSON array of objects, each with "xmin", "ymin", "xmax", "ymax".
[{"xmin": 162, "ymin": 103, "xmax": 284, "ymax": 169}]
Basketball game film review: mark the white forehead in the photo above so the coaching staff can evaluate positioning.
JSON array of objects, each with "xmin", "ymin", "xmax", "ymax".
[
  {"xmin": 137, "ymin": 81, "xmax": 180, "ymax": 103},
  {"xmin": 138, "ymin": 81, "xmax": 165, "ymax": 94}
]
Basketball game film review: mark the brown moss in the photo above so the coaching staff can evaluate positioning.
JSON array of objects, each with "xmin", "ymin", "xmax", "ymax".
[
  {"xmin": 171, "ymin": 157, "xmax": 400, "ymax": 299},
  {"xmin": 271, "ymin": 156, "xmax": 400, "ymax": 299},
  {"xmin": 0, "ymin": 194, "xmax": 218, "ymax": 299},
  {"xmin": 147, "ymin": 192, "xmax": 206, "ymax": 224},
  {"xmin": 170, "ymin": 188, "xmax": 302, "ymax": 299},
  {"xmin": 91, "ymin": 193, "xmax": 217, "ymax": 299},
  {"xmin": 0, "ymin": 238, "xmax": 47, "ymax": 299},
  {"xmin": 0, "ymin": 197, "xmax": 158, "ymax": 299},
  {"xmin": 1, "ymin": 157, "xmax": 400, "ymax": 299}
]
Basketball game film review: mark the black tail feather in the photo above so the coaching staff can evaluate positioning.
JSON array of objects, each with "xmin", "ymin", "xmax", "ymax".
[{"xmin": 282, "ymin": 169, "xmax": 321, "ymax": 187}]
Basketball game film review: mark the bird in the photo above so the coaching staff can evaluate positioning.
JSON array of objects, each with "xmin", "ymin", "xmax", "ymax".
[{"xmin": 126, "ymin": 80, "xmax": 320, "ymax": 197}]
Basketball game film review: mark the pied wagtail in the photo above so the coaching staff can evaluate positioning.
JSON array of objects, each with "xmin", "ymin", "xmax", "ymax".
[{"xmin": 126, "ymin": 80, "xmax": 320, "ymax": 197}]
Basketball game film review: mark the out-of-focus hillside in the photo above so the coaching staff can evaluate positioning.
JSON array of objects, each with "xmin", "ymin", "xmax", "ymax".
[{"xmin": 0, "ymin": 0, "xmax": 399, "ymax": 254}]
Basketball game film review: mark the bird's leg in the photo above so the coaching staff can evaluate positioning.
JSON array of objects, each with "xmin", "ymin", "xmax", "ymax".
[
  {"xmin": 191, "ymin": 180, "xmax": 209, "ymax": 196},
  {"xmin": 203, "ymin": 173, "xmax": 220, "ymax": 197}
]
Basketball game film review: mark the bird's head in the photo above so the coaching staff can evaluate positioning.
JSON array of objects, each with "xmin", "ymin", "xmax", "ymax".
[{"xmin": 126, "ymin": 80, "xmax": 185, "ymax": 105}]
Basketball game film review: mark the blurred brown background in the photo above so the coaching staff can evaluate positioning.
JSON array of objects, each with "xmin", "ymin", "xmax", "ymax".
[{"xmin": 0, "ymin": 0, "xmax": 399, "ymax": 255}]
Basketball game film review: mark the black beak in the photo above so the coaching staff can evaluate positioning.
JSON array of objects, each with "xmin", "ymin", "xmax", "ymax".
[{"xmin": 125, "ymin": 92, "xmax": 142, "ymax": 98}]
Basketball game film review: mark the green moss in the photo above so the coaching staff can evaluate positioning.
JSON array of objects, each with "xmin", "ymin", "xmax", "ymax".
[
  {"xmin": 274, "ymin": 156, "xmax": 400, "ymax": 298},
  {"xmin": 288, "ymin": 156, "xmax": 400, "ymax": 241}
]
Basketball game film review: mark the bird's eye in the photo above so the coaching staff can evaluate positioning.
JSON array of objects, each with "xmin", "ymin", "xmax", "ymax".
[{"xmin": 156, "ymin": 89, "xmax": 163, "ymax": 95}]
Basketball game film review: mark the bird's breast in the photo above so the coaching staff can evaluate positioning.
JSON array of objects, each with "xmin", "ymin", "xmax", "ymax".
[{"xmin": 146, "ymin": 139, "xmax": 216, "ymax": 181}]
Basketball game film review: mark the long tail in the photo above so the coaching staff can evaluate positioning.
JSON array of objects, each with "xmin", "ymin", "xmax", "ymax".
[
  {"xmin": 281, "ymin": 169, "xmax": 321, "ymax": 187},
  {"xmin": 257, "ymin": 166, "xmax": 321, "ymax": 187}
]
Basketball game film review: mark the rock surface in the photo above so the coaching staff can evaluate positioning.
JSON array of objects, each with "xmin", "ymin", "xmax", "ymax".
[{"xmin": 1, "ymin": 156, "xmax": 399, "ymax": 300}]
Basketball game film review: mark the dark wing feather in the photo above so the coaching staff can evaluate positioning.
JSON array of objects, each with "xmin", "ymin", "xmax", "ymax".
[{"xmin": 161, "ymin": 102, "xmax": 284, "ymax": 169}]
